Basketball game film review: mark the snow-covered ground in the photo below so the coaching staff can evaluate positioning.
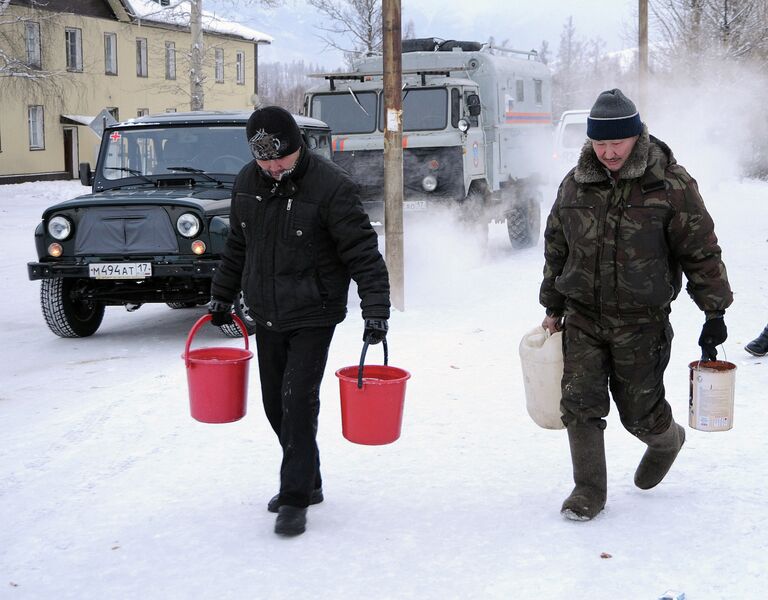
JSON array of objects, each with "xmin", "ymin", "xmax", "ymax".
[{"xmin": 1, "ymin": 174, "xmax": 766, "ymax": 599}]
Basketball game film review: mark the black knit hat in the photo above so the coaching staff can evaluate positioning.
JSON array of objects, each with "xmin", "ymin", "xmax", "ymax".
[
  {"xmin": 246, "ymin": 106, "xmax": 302, "ymax": 160},
  {"xmin": 587, "ymin": 89, "xmax": 642, "ymax": 141}
]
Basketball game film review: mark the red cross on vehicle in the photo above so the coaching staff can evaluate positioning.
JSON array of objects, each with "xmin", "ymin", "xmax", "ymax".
[{"xmin": 109, "ymin": 131, "xmax": 121, "ymax": 141}]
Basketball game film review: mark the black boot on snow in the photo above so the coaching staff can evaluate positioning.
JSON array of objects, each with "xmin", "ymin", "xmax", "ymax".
[
  {"xmin": 561, "ymin": 423, "xmax": 607, "ymax": 522},
  {"xmin": 267, "ymin": 488, "xmax": 323, "ymax": 513},
  {"xmin": 634, "ymin": 422, "xmax": 685, "ymax": 490},
  {"xmin": 274, "ymin": 506, "xmax": 307, "ymax": 536},
  {"xmin": 745, "ymin": 325, "xmax": 768, "ymax": 357}
]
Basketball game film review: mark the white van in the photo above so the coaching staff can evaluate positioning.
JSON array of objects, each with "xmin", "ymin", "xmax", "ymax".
[{"xmin": 552, "ymin": 109, "xmax": 589, "ymax": 179}]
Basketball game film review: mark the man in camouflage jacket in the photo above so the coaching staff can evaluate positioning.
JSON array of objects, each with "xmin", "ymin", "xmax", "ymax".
[{"xmin": 540, "ymin": 89, "xmax": 732, "ymax": 521}]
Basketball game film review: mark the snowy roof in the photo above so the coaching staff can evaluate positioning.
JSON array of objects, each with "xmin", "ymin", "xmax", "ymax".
[{"xmin": 121, "ymin": 1, "xmax": 273, "ymax": 44}]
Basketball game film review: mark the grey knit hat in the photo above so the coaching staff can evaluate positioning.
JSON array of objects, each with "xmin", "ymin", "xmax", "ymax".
[{"xmin": 587, "ymin": 89, "xmax": 642, "ymax": 140}]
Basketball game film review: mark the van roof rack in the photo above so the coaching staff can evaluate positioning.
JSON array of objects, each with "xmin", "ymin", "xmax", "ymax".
[{"xmin": 308, "ymin": 66, "xmax": 469, "ymax": 89}]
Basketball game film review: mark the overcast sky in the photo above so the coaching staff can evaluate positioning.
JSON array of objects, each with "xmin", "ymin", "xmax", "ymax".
[{"xmin": 208, "ymin": 0, "xmax": 638, "ymax": 68}]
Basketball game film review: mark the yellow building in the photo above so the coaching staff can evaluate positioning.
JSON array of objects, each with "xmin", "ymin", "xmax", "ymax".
[{"xmin": 0, "ymin": 0, "xmax": 272, "ymax": 183}]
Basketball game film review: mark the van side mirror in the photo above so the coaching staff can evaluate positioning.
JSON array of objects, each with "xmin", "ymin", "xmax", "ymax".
[
  {"xmin": 466, "ymin": 94, "xmax": 481, "ymax": 117},
  {"xmin": 79, "ymin": 162, "xmax": 93, "ymax": 187}
]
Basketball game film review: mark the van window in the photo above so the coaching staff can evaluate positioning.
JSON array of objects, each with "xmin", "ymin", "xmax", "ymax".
[
  {"xmin": 515, "ymin": 80, "xmax": 525, "ymax": 102},
  {"xmin": 311, "ymin": 92, "xmax": 378, "ymax": 134},
  {"xmin": 380, "ymin": 88, "xmax": 447, "ymax": 131}
]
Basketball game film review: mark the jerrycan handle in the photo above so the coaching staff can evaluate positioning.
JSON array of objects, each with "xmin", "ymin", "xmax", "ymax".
[
  {"xmin": 357, "ymin": 338, "xmax": 389, "ymax": 389},
  {"xmin": 184, "ymin": 314, "xmax": 250, "ymax": 367}
]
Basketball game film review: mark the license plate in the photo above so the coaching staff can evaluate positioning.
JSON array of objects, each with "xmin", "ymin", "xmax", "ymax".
[
  {"xmin": 404, "ymin": 200, "xmax": 427, "ymax": 211},
  {"xmin": 89, "ymin": 262, "xmax": 152, "ymax": 279}
]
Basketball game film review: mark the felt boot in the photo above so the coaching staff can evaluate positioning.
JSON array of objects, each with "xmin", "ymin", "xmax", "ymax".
[
  {"xmin": 561, "ymin": 423, "xmax": 607, "ymax": 521},
  {"xmin": 634, "ymin": 421, "xmax": 685, "ymax": 490}
]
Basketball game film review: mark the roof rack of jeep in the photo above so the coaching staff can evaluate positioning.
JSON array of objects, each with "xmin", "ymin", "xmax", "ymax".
[{"xmin": 308, "ymin": 66, "xmax": 470, "ymax": 89}]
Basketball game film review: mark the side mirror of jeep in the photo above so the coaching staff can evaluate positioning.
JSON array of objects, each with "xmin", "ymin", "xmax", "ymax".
[
  {"xmin": 467, "ymin": 94, "xmax": 481, "ymax": 117},
  {"xmin": 79, "ymin": 162, "xmax": 93, "ymax": 187}
]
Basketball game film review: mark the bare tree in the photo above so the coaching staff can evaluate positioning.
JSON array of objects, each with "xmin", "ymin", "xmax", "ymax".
[
  {"xmin": 649, "ymin": 0, "xmax": 768, "ymax": 72},
  {"xmin": 0, "ymin": 0, "xmax": 78, "ymax": 110},
  {"xmin": 308, "ymin": 0, "xmax": 382, "ymax": 64}
]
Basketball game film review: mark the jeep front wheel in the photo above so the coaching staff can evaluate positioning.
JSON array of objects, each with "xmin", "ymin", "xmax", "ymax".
[
  {"xmin": 220, "ymin": 290, "xmax": 256, "ymax": 338},
  {"xmin": 40, "ymin": 278, "xmax": 105, "ymax": 337}
]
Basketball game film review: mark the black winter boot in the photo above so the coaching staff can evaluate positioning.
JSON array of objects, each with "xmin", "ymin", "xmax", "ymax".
[
  {"xmin": 267, "ymin": 488, "xmax": 324, "ymax": 513},
  {"xmin": 634, "ymin": 422, "xmax": 685, "ymax": 490},
  {"xmin": 745, "ymin": 325, "xmax": 768, "ymax": 357},
  {"xmin": 274, "ymin": 506, "xmax": 307, "ymax": 536},
  {"xmin": 561, "ymin": 423, "xmax": 607, "ymax": 521}
]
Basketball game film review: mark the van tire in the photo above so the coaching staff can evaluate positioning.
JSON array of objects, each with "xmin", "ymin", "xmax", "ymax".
[{"xmin": 506, "ymin": 200, "xmax": 541, "ymax": 249}]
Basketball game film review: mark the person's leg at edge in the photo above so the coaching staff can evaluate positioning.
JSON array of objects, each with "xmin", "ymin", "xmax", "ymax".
[
  {"xmin": 609, "ymin": 320, "xmax": 685, "ymax": 490},
  {"xmin": 560, "ymin": 315, "xmax": 610, "ymax": 521},
  {"xmin": 273, "ymin": 325, "xmax": 335, "ymax": 535}
]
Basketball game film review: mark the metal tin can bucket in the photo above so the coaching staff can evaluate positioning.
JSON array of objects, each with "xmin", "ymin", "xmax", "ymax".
[{"xmin": 688, "ymin": 359, "xmax": 736, "ymax": 432}]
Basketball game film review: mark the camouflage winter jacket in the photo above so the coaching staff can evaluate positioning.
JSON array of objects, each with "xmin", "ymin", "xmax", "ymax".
[{"xmin": 540, "ymin": 125, "xmax": 732, "ymax": 326}]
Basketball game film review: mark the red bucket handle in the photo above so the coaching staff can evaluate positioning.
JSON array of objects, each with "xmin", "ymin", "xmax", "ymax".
[
  {"xmin": 184, "ymin": 313, "xmax": 250, "ymax": 367},
  {"xmin": 357, "ymin": 338, "xmax": 389, "ymax": 389}
]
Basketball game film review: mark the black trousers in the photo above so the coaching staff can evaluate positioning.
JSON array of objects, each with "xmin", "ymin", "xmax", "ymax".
[
  {"xmin": 254, "ymin": 323, "xmax": 336, "ymax": 508},
  {"xmin": 560, "ymin": 312, "xmax": 673, "ymax": 436}
]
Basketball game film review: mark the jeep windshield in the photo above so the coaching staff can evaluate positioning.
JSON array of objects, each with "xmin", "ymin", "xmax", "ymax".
[{"xmin": 99, "ymin": 125, "xmax": 252, "ymax": 183}]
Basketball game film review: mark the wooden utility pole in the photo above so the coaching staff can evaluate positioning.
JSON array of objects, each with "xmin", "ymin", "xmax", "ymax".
[
  {"xmin": 382, "ymin": 0, "xmax": 404, "ymax": 311},
  {"xmin": 638, "ymin": 0, "xmax": 648, "ymax": 112}
]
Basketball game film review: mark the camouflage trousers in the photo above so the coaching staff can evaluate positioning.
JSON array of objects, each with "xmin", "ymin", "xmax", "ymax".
[{"xmin": 560, "ymin": 312, "xmax": 674, "ymax": 436}]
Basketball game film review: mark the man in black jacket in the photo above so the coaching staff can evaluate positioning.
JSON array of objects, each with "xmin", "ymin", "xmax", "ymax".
[{"xmin": 209, "ymin": 106, "xmax": 390, "ymax": 536}]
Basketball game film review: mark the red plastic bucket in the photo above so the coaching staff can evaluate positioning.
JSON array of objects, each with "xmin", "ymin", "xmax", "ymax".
[
  {"xmin": 335, "ymin": 340, "xmax": 411, "ymax": 445},
  {"xmin": 183, "ymin": 314, "xmax": 253, "ymax": 423}
]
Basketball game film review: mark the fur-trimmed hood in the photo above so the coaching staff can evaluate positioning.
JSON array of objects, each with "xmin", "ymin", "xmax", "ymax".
[{"xmin": 573, "ymin": 124, "xmax": 675, "ymax": 184}]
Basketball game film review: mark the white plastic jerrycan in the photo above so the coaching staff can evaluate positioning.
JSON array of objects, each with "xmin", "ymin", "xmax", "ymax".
[{"xmin": 518, "ymin": 326, "xmax": 565, "ymax": 430}]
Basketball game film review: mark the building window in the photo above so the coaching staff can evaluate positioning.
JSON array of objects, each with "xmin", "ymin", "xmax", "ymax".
[
  {"xmin": 165, "ymin": 41, "xmax": 176, "ymax": 80},
  {"xmin": 28, "ymin": 105, "xmax": 45, "ymax": 150},
  {"xmin": 25, "ymin": 22, "xmax": 42, "ymax": 69},
  {"xmin": 236, "ymin": 51, "xmax": 245, "ymax": 85},
  {"xmin": 215, "ymin": 48, "xmax": 224, "ymax": 83},
  {"xmin": 136, "ymin": 38, "xmax": 148, "ymax": 77},
  {"xmin": 104, "ymin": 32, "xmax": 118, "ymax": 75},
  {"xmin": 137, "ymin": 108, "xmax": 149, "ymax": 117},
  {"xmin": 65, "ymin": 28, "xmax": 83, "ymax": 72},
  {"xmin": 515, "ymin": 80, "xmax": 525, "ymax": 102},
  {"xmin": 107, "ymin": 107, "xmax": 119, "ymax": 121},
  {"xmin": 534, "ymin": 79, "xmax": 543, "ymax": 105}
]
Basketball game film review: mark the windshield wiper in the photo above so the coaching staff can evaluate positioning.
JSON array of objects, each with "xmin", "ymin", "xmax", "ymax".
[
  {"xmin": 167, "ymin": 166, "xmax": 225, "ymax": 186},
  {"xmin": 347, "ymin": 86, "xmax": 370, "ymax": 116},
  {"xmin": 103, "ymin": 167, "xmax": 155, "ymax": 184}
]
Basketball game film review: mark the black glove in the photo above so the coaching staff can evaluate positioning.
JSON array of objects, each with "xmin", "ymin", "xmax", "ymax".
[
  {"xmin": 698, "ymin": 316, "xmax": 727, "ymax": 360},
  {"xmin": 363, "ymin": 318, "xmax": 388, "ymax": 345},
  {"xmin": 208, "ymin": 298, "xmax": 233, "ymax": 327}
]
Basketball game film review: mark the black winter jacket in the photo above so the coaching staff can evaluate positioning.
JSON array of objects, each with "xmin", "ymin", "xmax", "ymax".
[{"xmin": 211, "ymin": 147, "xmax": 390, "ymax": 331}]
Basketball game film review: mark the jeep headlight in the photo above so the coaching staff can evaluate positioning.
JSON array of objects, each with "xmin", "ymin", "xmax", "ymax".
[
  {"xmin": 48, "ymin": 215, "xmax": 72, "ymax": 240},
  {"xmin": 421, "ymin": 175, "xmax": 438, "ymax": 192},
  {"xmin": 177, "ymin": 213, "xmax": 201, "ymax": 238},
  {"xmin": 457, "ymin": 119, "xmax": 470, "ymax": 133}
]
